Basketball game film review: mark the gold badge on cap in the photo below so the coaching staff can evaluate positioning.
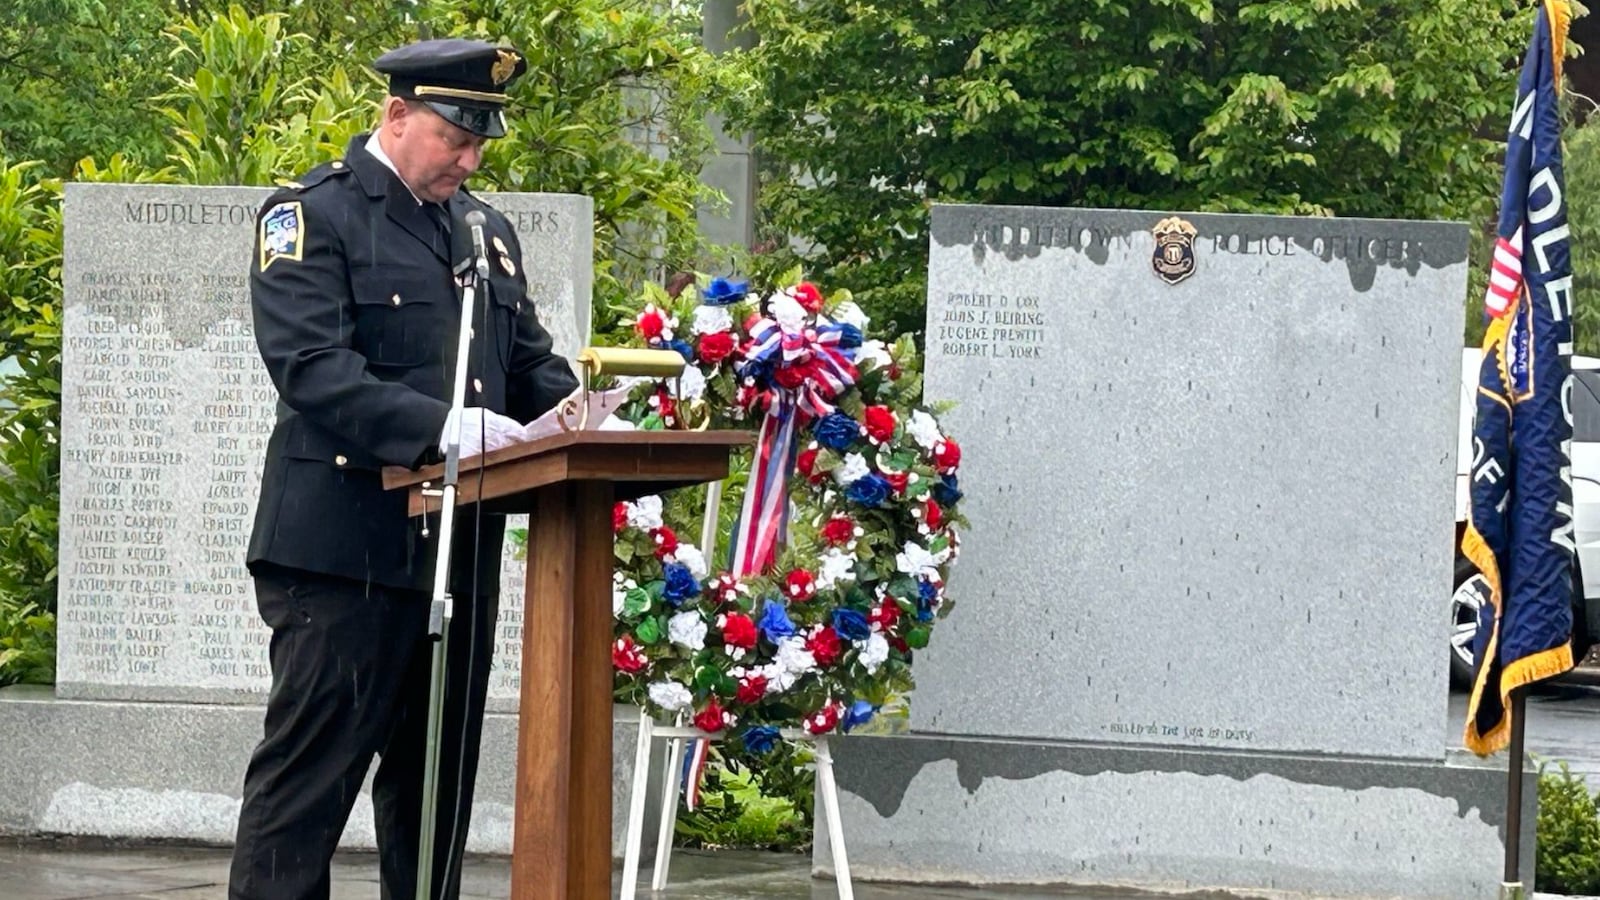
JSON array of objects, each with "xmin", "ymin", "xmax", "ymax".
[
  {"xmin": 1151, "ymin": 216, "xmax": 1198, "ymax": 285},
  {"xmin": 492, "ymin": 235, "xmax": 509, "ymax": 255},
  {"xmin": 499, "ymin": 253, "xmax": 517, "ymax": 276},
  {"xmin": 492, "ymin": 49, "xmax": 519, "ymax": 86}
]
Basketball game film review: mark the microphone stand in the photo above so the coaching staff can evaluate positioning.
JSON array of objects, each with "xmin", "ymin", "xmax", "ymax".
[{"xmin": 416, "ymin": 209, "xmax": 490, "ymax": 900}]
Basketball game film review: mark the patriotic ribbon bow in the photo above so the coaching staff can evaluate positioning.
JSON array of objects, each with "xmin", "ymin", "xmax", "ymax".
[{"xmin": 727, "ymin": 308, "xmax": 860, "ymax": 578}]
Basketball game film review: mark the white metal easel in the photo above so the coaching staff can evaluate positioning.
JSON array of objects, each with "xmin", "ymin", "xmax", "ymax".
[
  {"xmin": 617, "ymin": 480, "xmax": 854, "ymax": 899},
  {"xmin": 618, "ymin": 713, "xmax": 854, "ymax": 900}
]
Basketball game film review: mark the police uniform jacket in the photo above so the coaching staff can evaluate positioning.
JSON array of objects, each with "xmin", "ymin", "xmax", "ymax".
[{"xmin": 245, "ymin": 133, "xmax": 579, "ymax": 594}]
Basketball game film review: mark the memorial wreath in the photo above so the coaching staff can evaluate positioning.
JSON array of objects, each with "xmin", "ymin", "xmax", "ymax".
[{"xmin": 602, "ymin": 273, "xmax": 966, "ymax": 753}]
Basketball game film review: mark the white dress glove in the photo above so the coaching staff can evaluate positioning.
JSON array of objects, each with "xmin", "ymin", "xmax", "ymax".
[{"xmin": 441, "ymin": 407, "xmax": 525, "ymax": 459}]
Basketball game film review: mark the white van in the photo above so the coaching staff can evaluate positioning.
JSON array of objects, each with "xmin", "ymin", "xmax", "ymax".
[{"xmin": 1451, "ymin": 350, "xmax": 1600, "ymax": 688}]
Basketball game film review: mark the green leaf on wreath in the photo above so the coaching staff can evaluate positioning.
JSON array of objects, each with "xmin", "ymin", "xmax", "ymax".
[
  {"xmin": 693, "ymin": 665, "xmax": 722, "ymax": 693},
  {"xmin": 906, "ymin": 626, "xmax": 931, "ymax": 649},
  {"xmin": 635, "ymin": 616, "xmax": 662, "ymax": 644},
  {"xmin": 813, "ymin": 447, "xmax": 842, "ymax": 474},
  {"xmin": 623, "ymin": 587, "xmax": 651, "ymax": 617},
  {"xmin": 615, "ymin": 540, "xmax": 635, "ymax": 564},
  {"xmin": 889, "ymin": 448, "xmax": 917, "ymax": 471},
  {"xmin": 928, "ymin": 535, "xmax": 949, "ymax": 556},
  {"xmin": 777, "ymin": 262, "xmax": 804, "ymax": 288}
]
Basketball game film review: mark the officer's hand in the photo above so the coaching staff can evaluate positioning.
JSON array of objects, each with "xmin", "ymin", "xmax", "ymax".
[{"xmin": 441, "ymin": 407, "xmax": 525, "ymax": 458}]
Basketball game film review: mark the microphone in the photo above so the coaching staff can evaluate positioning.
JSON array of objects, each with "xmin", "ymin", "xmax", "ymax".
[{"xmin": 465, "ymin": 210, "xmax": 489, "ymax": 278}]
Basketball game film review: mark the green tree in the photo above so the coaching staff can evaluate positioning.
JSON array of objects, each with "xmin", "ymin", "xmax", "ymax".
[
  {"xmin": 728, "ymin": 0, "xmax": 1533, "ymax": 336},
  {"xmin": 0, "ymin": 0, "xmax": 174, "ymax": 174}
]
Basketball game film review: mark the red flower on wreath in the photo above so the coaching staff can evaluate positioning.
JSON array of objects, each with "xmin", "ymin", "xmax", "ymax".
[
  {"xmin": 785, "ymin": 569, "xmax": 816, "ymax": 602},
  {"xmin": 804, "ymin": 702, "xmax": 841, "ymax": 734},
  {"xmin": 719, "ymin": 612, "xmax": 758, "ymax": 651},
  {"xmin": 636, "ymin": 305, "xmax": 667, "ymax": 342},
  {"xmin": 821, "ymin": 514, "xmax": 857, "ymax": 546},
  {"xmin": 935, "ymin": 438, "xmax": 962, "ymax": 473},
  {"xmin": 869, "ymin": 596, "xmax": 901, "ymax": 631},
  {"xmin": 884, "ymin": 471, "xmax": 909, "ymax": 495},
  {"xmin": 806, "ymin": 626, "xmax": 842, "ymax": 667},
  {"xmin": 709, "ymin": 573, "xmax": 743, "ymax": 606},
  {"xmin": 796, "ymin": 447, "xmax": 824, "ymax": 483},
  {"xmin": 793, "ymin": 281, "xmax": 825, "ymax": 313},
  {"xmin": 862, "ymin": 405, "xmax": 897, "ymax": 443},
  {"xmin": 613, "ymin": 502, "xmax": 629, "ymax": 533},
  {"xmin": 694, "ymin": 698, "xmax": 734, "ymax": 733},
  {"xmin": 651, "ymin": 526, "xmax": 679, "ymax": 559},
  {"xmin": 925, "ymin": 499, "xmax": 943, "ymax": 531},
  {"xmin": 773, "ymin": 358, "xmax": 813, "ymax": 390},
  {"xmin": 736, "ymin": 672, "xmax": 768, "ymax": 704},
  {"xmin": 612, "ymin": 636, "xmax": 647, "ymax": 673},
  {"xmin": 698, "ymin": 331, "xmax": 735, "ymax": 365}
]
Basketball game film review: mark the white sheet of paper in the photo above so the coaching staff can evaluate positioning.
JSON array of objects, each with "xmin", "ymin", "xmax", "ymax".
[{"xmin": 516, "ymin": 385, "xmax": 636, "ymax": 442}]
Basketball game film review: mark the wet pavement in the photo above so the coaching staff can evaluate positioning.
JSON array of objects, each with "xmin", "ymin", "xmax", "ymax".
[
  {"xmin": 0, "ymin": 837, "xmax": 1183, "ymax": 900},
  {"xmin": 1449, "ymin": 677, "xmax": 1600, "ymax": 783}
]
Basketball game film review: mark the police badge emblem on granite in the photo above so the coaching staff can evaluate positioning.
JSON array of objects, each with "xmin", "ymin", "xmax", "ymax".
[{"xmin": 1151, "ymin": 216, "xmax": 1197, "ymax": 285}]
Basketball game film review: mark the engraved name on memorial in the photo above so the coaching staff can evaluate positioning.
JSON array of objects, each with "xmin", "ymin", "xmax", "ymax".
[
  {"xmin": 912, "ymin": 204, "xmax": 1467, "ymax": 759},
  {"xmin": 57, "ymin": 183, "xmax": 592, "ymax": 703}
]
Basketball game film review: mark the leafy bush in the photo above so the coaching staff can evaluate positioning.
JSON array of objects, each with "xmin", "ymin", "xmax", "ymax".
[
  {"xmin": 0, "ymin": 157, "xmax": 61, "ymax": 687},
  {"xmin": 1537, "ymin": 759, "xmax": 1600, "ymax": 894}
]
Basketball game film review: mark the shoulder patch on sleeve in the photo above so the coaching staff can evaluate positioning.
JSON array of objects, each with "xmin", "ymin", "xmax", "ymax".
[{"xmin": 259, "ymin": 201, "xmax": 304, "ymax": 271}]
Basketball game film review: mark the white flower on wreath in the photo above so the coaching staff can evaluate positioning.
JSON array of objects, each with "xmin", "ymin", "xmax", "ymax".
[
  {"xmin": 692, "ymin": 304, "xmax": 734, "ymax": 335},
  {"xmin": 775, "ymin": 635, "xmax": 817, "ymax": 676},
  {"xmin": 673, "ymin": 544, "xmax": 708, "ymax": 579},
  {"xmin": 896, "ymin": 541, "xmax": 942, "ymax": 581},
  {"xmin": 831, "ymin": 300, "xmax": 869, "ymax": 330},
  {"xmin": 856, "ymin": 339, "xmax": 893, "ymax": 370},
  {"xmin": 856, "ymin": 633, "xmax": 889, "ymax": 674},
  {"xmin": 668, "ymin": 610, "xmax": 707, "ymax": 651},
  {"xmin": 768, "ymin": 291, "xmax": 808, "ymax": 332},
  {"xmin": 626, "ymin": 496, "xmax": 664, "ymax": 530},
  {"xmin": 906, "ymin": 410, "xmax": 943, "ymax": 451},
  {"xmin": 669, "ymin": 365, "xmax": 707, "ymax": 402},
  {"xmin": 648, "ymin": 681, "xmax": 693, "ymax": 712},
  {"xmin": 833, "ymin": 452, "xmax": 871, "ymax": 486},
  {"xmin": 612, "ymin": 574, "xmax": 638, "ymax": 617},
  {"xmin": 816, "ymin": 548, "xmax": 857, "ymax": 590}
]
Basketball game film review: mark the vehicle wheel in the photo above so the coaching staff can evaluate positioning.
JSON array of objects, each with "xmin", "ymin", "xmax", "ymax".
[{"xmin": 1450, "ymin": 556, "xmax": 1490, "ymax": 691}]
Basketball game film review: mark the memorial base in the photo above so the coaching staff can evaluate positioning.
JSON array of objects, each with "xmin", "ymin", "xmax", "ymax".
[
  {"xmin": 819, "ymin": 733, "xmax": 1535, "ymax": 899},
  {"xmin": 0, "ymin": 687, "xmax": 663, "ymax": 858}
]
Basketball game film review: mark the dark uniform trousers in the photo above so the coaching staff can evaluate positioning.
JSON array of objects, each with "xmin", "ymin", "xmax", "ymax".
[{"xmin": 229, "ymin": 562, "xmax": 499, "ymax": 900}]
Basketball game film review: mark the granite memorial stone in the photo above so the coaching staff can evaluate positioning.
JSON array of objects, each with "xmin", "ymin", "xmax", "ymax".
[
  {"xmin": 56, "ymin": 183, "xmax": 590, "ymax": 707},
  {"xmin": 0, "ymin": 182, "xmax": 676, "ymax": 858},
  {"xmin": 824, "ymin": 204, "xmax": 1533, "ymax": 899}
]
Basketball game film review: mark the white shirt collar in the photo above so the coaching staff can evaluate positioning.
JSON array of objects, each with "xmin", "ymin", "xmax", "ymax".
[{"xmin": 364, "ymin": 132, "xmax": 423, "ymax": 204}]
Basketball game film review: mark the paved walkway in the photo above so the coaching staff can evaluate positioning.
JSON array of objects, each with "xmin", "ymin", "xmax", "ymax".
[{"xmin": 0, "ymin": 837, "xmax": 1166, "ymax": 899}]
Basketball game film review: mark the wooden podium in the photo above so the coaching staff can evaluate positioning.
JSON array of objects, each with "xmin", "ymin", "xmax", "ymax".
[{"xmin": 383, "ymin": 429, "xmax": 750, "ymax": 899}]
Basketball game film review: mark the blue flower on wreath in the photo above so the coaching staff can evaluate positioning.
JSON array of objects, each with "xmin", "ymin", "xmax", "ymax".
[
  {"xmin": 916, "ymin": 578, "xmax": 939, "ymax": 622},
  {"xmin": 702, "ymin": 277, "xmax": 749, "ymax": 307},
  {"xmin": 758, "ymin": 600, "xmax": 796, "ymax": 643},
  {"xmin": 932, "ymin": 473, "xmax": 962, "ymax": 507},
  {"xmin": 814, "ymin": 412, "xmax": 859, "ymax": 452},
  {"xmin": 666, "ymin": 339, "xmax": 696, "ymax": 363},
  {"xmin": 842, "ymin": 700, "xmax": 877, "ymax": 733},
  {"xmin": 831, "ymin": 608, "xmax": 871, "ymax": 642},
  {"xmin": 846, "ymin": 472, "xmax": 891, "ymax": 507},
  {"xmin": 743, "ymin": 725, "xmax": 781, "ymax": 753},
  {"xmin": 835, "ymin": 323, "xmax": 863, "ymax": 349},
  {"xmin": 662, "ymin": 563, "xmax": 701, "ymax": 606}
]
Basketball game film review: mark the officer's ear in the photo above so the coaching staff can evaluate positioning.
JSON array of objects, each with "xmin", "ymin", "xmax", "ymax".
[{"xmin": 381, "ymin": 96, "xmax": 412, "ymax": 137}]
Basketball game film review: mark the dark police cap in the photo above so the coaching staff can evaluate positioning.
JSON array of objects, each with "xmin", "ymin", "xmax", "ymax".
[{"xmin": 373, "ymin": 38, "xmax": 528, "ymax": 138}]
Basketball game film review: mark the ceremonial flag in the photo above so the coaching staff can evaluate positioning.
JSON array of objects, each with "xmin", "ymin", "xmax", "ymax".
[{"xmin": 1462, "ymin": 0, "xmax": 1577, "ymax": 755}]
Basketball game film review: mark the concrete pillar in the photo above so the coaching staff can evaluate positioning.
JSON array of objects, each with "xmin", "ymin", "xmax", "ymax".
[{"xmin": 698, "ymin": 0, "xmax": 757, "ymax": 253}]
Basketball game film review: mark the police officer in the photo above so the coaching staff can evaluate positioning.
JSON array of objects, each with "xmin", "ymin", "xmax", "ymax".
[{"xmin": 229, "ymin": 38, "xmax": 579, "ymax": 900}]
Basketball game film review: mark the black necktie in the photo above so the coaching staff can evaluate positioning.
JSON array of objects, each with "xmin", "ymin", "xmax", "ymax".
[{"xmin": 426, "ymin": 202, "xmax": 452, "ymax": 236}]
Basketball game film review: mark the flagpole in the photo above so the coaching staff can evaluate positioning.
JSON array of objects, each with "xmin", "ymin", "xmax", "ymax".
[{"xmin": 1501, "ymin": 688, "xmax": 1528, "ymax": 900}]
